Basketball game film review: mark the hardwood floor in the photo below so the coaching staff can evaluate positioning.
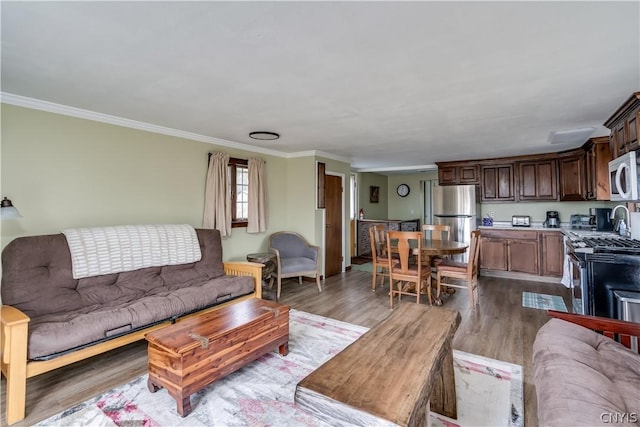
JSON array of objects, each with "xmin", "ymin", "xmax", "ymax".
[{"xmin": 1, "ymin": 269, "xmax": 569, "ymax": 426}]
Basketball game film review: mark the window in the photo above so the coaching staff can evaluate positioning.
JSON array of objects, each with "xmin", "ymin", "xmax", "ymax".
[{"xmin": 229, "ymin": 158, "xmax": 248, "ymax": 228}]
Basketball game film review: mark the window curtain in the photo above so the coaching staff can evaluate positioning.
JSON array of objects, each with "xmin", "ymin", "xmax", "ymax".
[
  {"xmin": 203, "ymin": 152, "xmax": 232, "ymax": 237},
  {"xmin": 247, "ymin": 157, "xmax": 268, "ymax": 233}
]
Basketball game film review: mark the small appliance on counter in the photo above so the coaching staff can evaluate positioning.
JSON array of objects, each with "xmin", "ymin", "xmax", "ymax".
[
  {"xmin": 544, "ymin": 211, "xmax": 560, "ymax": 228},
  {"xmin": 511, "ymin": 215, "xmax": 530, "ymax": 227},
  {"xmin": 570, "ymin": 214, "xmax": 592, "ymax": 230},
  {"xmin": 589, "ymin": 207, "xmax": 613, "ymax": 232}
]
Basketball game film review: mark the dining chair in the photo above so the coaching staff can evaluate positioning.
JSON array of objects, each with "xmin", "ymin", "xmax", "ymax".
[
  {"xmin": 386, "ymin": 230, "xmax": 432, "ymax": 308},
  {"xmin": 421, "ymin": 224, "xmax": 451, "ymax": 268},
  {"xmin": 436, "ymin": 230, "xmax": 481, "ymax": 308},
  {"xmin": 368, "ymin": 224, "xmax": 390, "ymax": 292}
]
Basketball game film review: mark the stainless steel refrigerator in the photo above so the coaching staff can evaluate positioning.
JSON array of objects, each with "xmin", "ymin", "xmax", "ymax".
[{"xmin": 432, "ymin": 185, "xmax": 480, "ymax": 262}]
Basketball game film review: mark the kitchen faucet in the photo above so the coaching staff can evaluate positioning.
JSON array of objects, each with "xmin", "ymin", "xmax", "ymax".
[{"xmin": 610, "ymin": 204, "xmax": 631, "ymax": 237}]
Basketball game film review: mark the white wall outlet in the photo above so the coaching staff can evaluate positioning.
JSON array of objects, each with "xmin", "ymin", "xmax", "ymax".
[{"xmin": 490, "ymin": 211, "xmax": 495, "ymax": 218}]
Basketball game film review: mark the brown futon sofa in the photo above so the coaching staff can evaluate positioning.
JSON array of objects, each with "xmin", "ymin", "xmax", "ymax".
[
  {"xmin": 533, "ymin": 311, "xmax": 640, "ymax": 426},
  {"xmin": 1, "ymin": 228, "xmax": 262, "ymax": 424}
]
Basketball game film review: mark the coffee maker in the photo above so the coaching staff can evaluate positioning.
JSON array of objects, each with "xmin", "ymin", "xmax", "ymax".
[
  {"xmin": 545, "ymin": 211, "xmax": 560, "ymax": 228},
  {"xmin": 589, "ymin": 208, "xmax": 613, "ymax": 231}
]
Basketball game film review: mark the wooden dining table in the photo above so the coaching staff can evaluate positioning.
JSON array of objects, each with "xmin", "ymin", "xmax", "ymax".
[
  {"xmin": 388, "ymin": 237, "xmax": 469, "ymax": 302},
  {"xmin": 416, "ymin": 238, "xmax": 469, "ymax": 259}
]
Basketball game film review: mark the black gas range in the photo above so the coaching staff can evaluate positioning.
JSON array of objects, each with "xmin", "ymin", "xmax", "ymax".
[
  {"xmin": 567, "ymin": 234, "xmax": 640, "ymax": 257},
  {"xmin": 566, "ymin": 233, "xmax": 640, "ymax": 319}
]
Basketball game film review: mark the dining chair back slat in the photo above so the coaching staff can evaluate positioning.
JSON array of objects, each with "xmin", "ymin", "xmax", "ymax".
[{"xmin": 368, "ymin": 225, "xmax": 389, "ymax": 291}]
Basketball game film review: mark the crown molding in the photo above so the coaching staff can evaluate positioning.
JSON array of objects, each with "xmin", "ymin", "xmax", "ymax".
[
  {"xmin": 354, "ymin": 164, "xmax": 438, "ymax": 173},
  {"xmin": 0, "ymin": 92, "xmax": 306, "ymax": 160}
]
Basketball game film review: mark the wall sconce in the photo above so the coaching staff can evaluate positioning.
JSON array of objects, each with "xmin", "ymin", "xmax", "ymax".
[{"xmin": 1, "ymin": 197, "xmax": 22, "ymax": 219}]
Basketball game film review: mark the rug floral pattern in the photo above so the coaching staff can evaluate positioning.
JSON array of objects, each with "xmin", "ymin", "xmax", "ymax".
[{"xmin": 36, "ymin": 310, "xmax": 522, "ymax": 427}]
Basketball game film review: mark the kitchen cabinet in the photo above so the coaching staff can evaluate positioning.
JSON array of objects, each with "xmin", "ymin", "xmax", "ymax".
[
  {"xmin": 558, "ymin": 149, "xmax": 587, "ymax": 201},
  {"xmin": 584, "ymin": 136, "xmax": 612, "ymax": 200},
  {"xmin": 517, "ymin": 158, "xmax": 558, "ymax": 201},
  {"xmin": 356, "ymin": 219, "xmax": 420, "ymax": 256},
  {"xmin": 480, "ymin": 229, "xmax": 543, "ymax": 276},
  {"xmin": 481, "ymin": 163, "xmax": 516, "ymax": 202},
  {"xmin": 604, "ymin": 92, "xmax": 640, "ymax": 159},
  {"xmin": 437, "ymin": 163, "xmax": 480, "ymax": 185},
  {"xmin": 540, "ymin": 232, "xmax": 564, "ymax": 277}
]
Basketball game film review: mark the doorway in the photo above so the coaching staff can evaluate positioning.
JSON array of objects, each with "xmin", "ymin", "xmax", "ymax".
[{"xmin": 324, "ymin": 173, "xmax": 344, "ymax": 278}]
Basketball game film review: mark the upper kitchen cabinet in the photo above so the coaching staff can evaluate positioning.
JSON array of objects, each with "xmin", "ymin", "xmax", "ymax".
[
  {"xmin": 436, "ymin": 162, "xmax": 480, "ymax": 185},
  {"xmin": 481, "ymin": 163, "xmax": 516, "ymax": 202},
  {"xmin": 558, "ymin": 148, "xmax": 587, "ymax": 201},
  {"xmin": 604, "ymin": 92, "xmax": 640, "ymax": 159},
  {"xmin": 584, "ymin": 136, "xmax": 612, "ymax": 200},
  {"xmin": 517, "ymin": 157, "xmax": 558, "ymax": 201}
]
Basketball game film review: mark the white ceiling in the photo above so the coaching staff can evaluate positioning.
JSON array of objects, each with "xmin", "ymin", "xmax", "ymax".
[{"xmin": 2, "ymin": 1, "xmax": 639, "ymax": 171}]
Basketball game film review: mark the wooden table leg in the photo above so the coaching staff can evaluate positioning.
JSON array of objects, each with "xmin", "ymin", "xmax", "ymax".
[
  {"xmin": 279, "ymin": 342, "xmax": 289, "ymax": 356},
  {"xmin": 429, "ymin": 343, "xmax": 457, "ymax": 419}
]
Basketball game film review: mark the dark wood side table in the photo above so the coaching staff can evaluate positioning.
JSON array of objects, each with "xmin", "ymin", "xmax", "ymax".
[{"xmin": 246, "ymin": 252, "xmax": 277, "ymax": 300}]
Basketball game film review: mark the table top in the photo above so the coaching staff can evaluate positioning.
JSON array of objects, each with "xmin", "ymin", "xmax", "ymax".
[
  {"xmin": 419, "ymin": 238, "xmax": 468, "ymax": 255},
  {"xmin": 246, "ymin": 252, "xmax": 276, "ymax": 261},
  {"xmin": 296, "ymin": 304, "xmax": 461, "ymax": 425}
]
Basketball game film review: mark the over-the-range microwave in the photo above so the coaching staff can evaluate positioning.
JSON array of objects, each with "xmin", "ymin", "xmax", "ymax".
[{"xmin": 609, "ymin": 151, "xmax": 640, "ymax": 202}]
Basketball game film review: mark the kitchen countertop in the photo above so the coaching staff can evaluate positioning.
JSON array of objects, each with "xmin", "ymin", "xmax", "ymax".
[
  {"xmin": 478, "ymin": 221, "xmax": 565, "ymax": 231},
  {"xmin": 479, "ymin": 222, "xmax": 626, "ymax": 239}
]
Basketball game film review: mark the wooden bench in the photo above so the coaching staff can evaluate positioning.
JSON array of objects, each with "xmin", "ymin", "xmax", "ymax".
[
  {"xmin": 145, "ymin": 298, "xmax": 289, "ymax": 416},
  {"xmin": 295, "ymin": 304, "xmax": 461, "ymax": 426}
]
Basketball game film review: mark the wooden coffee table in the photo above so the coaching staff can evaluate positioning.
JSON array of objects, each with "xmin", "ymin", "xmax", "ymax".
[
  {"xmin": 145, "ymin": 298, "xmax": 289, "ymax": 416},
  {"xmin": 295, "ymin": 304, "xmax": 461, "ymax": 426}
]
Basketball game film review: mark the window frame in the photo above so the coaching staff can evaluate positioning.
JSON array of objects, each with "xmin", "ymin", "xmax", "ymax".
[{"xmin": 229, "ymin": 157, "xmax": 249, "ymax": 228}]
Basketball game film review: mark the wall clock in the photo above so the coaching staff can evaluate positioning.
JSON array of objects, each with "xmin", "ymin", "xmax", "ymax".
[{"xmin": 396, "ymin": 184, "xmax": 410, "ymax": 197}]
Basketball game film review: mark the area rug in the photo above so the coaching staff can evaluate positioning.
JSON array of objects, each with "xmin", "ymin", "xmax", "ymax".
[
  {"xmin": 36, "ymin": 310, "xmax": 523, "ymax": 427},
  {"xmin": 522, "ymin": 291, "xmax": 568, "ymax": 312},
  {"xmin": 350, "ymin": 262, "xmax": 373, "ymax": 273}
]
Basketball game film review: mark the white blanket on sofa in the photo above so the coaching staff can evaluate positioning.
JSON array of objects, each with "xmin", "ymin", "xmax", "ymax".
[{"xmin": 62, "ymin": 224, "xmax": 202, "ymax": 279}]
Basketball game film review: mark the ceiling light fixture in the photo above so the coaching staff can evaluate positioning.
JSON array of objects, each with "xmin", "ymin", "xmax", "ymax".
[
  {"xmin": 548, "ymin": 127, "xmax": 595, "ymax": 145},
  {"xmin": 249, "ymin": 131, "xmax": 280, "ymax": 141}
]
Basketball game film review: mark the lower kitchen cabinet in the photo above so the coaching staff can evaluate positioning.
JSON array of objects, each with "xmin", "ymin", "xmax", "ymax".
[
  {"xmin": 509, "ymin": 239, "xmax": 539, "ymax": 275},
  {"xmin": 540, "ymin": 231, "xmax": 564, "ymax": 277},
  {"xmin": 480, "ymin": 229, "xmax": 563, "ymax": 278}
]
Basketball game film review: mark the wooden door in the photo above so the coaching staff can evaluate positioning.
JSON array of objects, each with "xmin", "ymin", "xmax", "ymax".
[{"xmin": 325, "ymin": 174, "xmax": 343, "ymax": 278}]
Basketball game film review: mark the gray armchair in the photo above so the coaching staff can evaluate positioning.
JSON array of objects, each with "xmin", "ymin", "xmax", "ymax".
[{"xmin": 268, "ymin": 231, "xmax": 322, "ymax": 300}]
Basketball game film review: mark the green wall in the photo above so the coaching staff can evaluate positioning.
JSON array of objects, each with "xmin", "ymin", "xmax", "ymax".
[
  {"xmin": 357, "ymin": 172, "xmax": 387, "ymax": 220},
  {"xmin": 0, "ymin": 104, "xmax": 293, "ymax": 261},
  {"xmin": 387, "ymin": 171, "xmax": 438, "ymax": 221}
]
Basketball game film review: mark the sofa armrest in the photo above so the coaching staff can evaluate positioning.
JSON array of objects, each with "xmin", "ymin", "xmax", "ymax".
[
  {"xmin": 548, "ymin": 310, "xmax": 640, "ymax": 350},
  {"xmin": 1, "ymin": 305, "xmax": 30, "ymax": 365},
  {"xmin": 1, "ymin": 305, "xmax": 30, "ymax": 424},
  {"xmin": 223, "ymin": 261, "xmax": 263, "ymax": 299}
]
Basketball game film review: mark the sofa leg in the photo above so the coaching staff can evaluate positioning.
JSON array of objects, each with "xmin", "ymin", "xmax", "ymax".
[
  {"xmin": 315, "ymin": 276, "xmax": 322, "ymax": 293},
  {"xmin": 4, "ymin": 321, "xmax": 28, "ymax": 425},
  {"xmin": 276, "ymin": 277, "xmax": 282, "ymax": 301}
]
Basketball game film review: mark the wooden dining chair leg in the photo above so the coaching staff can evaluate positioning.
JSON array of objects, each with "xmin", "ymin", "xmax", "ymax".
[
  {"xmin": 389, "ymin": 279, "xmax": 395, "ymax": 309},
  {"xmin": 372, "ymin": 267, "xmax": 378, "ymax": 292}
]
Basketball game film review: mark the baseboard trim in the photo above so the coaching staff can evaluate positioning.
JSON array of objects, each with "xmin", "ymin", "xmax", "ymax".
[{"xmin": 480, "ymin": 269, "xmax": 562, "ymax": 284}]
